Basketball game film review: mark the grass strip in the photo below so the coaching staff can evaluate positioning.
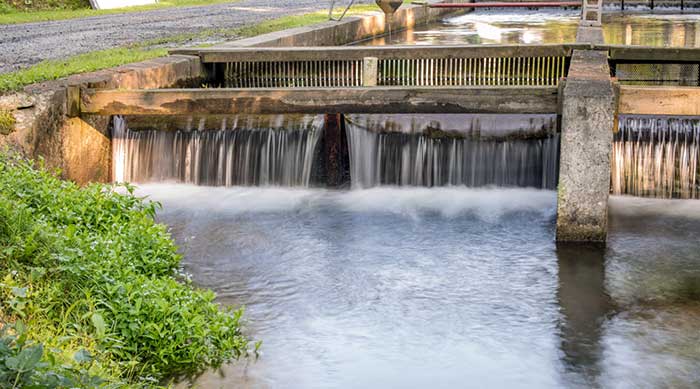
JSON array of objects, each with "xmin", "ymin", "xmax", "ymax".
[{"xmin": 0, "ymin": 0, "xmax": 240, "ymax": 25}]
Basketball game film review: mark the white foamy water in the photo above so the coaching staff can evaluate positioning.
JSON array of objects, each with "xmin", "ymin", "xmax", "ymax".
[{"xmin": 136, "ymin": 184, "xmax": 557, "ymax": 221}]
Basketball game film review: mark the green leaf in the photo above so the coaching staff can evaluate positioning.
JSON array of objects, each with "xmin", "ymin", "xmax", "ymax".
[
  {"xmin": 74, "ymin": 349, "xmax": 93, "ymax": 364},
  {"xmin": 5, "ymin": 356, "xmax": 19, "ymax": 370},
  {"xmin": 11, "ymin": 286, "xmax": 27, "ymax": 298},
  {"xmin": 16, "ymin": 344, "xmax": 43, "ymax": 372},
  {"xmin": 91, "ymin": 313, "xmax": 106, "ymax": 339}
]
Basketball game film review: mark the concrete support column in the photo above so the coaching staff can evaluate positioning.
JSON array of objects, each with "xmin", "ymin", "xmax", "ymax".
[{"xmin": 556, "ymin": 49, "xmax": 615, "ymax": 243}]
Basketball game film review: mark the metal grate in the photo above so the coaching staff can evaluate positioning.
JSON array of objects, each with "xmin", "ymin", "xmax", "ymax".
[
  {"xmin": 378, "ymin": 56, "xmax": 566, "ymax": 87},
  {"xmin": 223, "ymin": 56, "xmax": 567, "ymax": 88},
  {"xmin": 614, "ymin": 63, "xmax": 700, "ymax": 86},
  {"xmin": 224, "ymin": 60, "xmax": 363, "ymax": 88}
]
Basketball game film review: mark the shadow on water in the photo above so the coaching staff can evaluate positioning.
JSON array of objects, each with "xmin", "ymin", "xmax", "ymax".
[{"xmin": 556, "ymin": 243, "xmax": 613, "ymax": 388}]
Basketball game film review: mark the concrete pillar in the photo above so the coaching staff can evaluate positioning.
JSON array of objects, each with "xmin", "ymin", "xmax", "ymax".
[
  {"xmin": 363, "ymin": 57, "xmax": 379, "ymax": 87},
  {"xmin": 556, "ymin": 49, "xmax": 615, "ymax": 242}
]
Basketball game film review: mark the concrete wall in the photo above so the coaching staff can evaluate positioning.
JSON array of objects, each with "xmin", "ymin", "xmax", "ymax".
[{"xmin": 0, "ymin": 55, "xmax": 201, "ymax": 184}]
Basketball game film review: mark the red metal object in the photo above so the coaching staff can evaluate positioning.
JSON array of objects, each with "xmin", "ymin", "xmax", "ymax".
[{"xmin": 428, "ymin": 2, "xmax": 581, "ymax": 7}]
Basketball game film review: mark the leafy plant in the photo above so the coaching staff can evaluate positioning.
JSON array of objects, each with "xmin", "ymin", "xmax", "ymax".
[
  {"xmin": 0, "ymin": 323, "xmax": 109, "ymax": 389},
  {"xmin": 0, "ymin": 153, "xmax": 251, "ymax": 387}
]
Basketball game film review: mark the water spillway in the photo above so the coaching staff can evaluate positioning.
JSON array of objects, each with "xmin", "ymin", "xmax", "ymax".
[
  {"xmin": 112, "ymin": 115, "xmax": 324, "ymax": 187},
  {"xmin": 346, "ymin": 114, "xmax": 560, "ymax": 189},
  {"xmin": 111, "ymin": 114, "xmax": 561, "ymax": 190},
  {"xmin": 612, "ymin": 115, "xmax": 700, "ymax": 199}
]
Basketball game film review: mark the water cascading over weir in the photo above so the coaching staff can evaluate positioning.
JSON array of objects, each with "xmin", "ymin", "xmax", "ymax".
[
  {"xmin": 110, "ymin": 113, "xmax": 561, "ymax": 190},
  {"xmin": 612, "ymin": 115, "xmax": 700, "ymax": 199},
  {"xmin": 67, "ymin": 35, "xmax": 700, "ymax": 242},
  {"xmin": 112, "ymin": 115, "xmax": 324, "ymax": 186},
  {"xmin": 345, "ymin": 114, "xmax": 560, "ymax": 189}
]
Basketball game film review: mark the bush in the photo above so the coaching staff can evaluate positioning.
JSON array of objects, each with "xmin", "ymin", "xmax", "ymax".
[{"xmin": 0, "ymin": 153, "xmax": 251, "ymax": 387}]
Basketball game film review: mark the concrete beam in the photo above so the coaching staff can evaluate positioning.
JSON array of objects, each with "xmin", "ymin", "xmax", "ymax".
[
  {"xmin": 618, "ymin": 85, "xmax": 700, "ymax": 116},
  {"xmin": 171, "ymin": 44, "xmax": 581, "ymax": 63},
  {"xmin": 556, "ymin": 49, "xmax": 616, "ymax": 243},
  {"xmin": 80, "ymin": 86, "xmax": 559, "ymax": 116},
  {"xmin": 606, "ymin": 45, "xmax": 700, "ymax": 63}
]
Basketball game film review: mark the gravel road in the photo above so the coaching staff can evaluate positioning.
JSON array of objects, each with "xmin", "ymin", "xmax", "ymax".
[{"xmin": 0, "ymin": 0, "xmax": 372, "ymax": 74}]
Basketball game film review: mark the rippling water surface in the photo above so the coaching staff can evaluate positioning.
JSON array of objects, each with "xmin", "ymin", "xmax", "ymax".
[
  {"xmin": 140, "ymin": 185, "xmax": 700, "ymax": 388},
  {"xmin": 360, "ymin": 9, "xmax": 700, "ymax": 47}
]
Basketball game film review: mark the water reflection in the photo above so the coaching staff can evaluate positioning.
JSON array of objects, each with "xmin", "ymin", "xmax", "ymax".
[
  {"xmin": 360, "ymin": 9, "xmax": 700, "ymax": 47},
  {"xmin": 556, "ymin": 243, "xmax": 612, "ymax": 388}
]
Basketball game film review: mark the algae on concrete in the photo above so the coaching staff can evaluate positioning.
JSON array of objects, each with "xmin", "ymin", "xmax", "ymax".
[{"xmin": 0, "ymin": 110, "xmax": 16, "ymax": 135}]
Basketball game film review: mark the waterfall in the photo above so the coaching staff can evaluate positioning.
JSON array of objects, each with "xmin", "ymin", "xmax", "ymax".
[
  {"xmin": 345, "ymin": 114, "xmax": 560, "ymax": 189},
  {"xmin": 612, "ymin": 115, "xmax": 700, "ymax": 199},
  {"xmin": 112, "ymin": 115, "xmax": 324, "ymax": 187}
]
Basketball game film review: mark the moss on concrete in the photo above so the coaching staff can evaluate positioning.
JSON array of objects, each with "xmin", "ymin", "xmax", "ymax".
[{"xmin": 0, "ymin": 110, "xmax": 16, "ymax": 135}]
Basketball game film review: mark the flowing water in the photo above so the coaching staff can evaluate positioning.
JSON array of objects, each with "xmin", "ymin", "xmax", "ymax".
[
  {"xmin": 360, "ymin": 9, "xmax": 700, "ymax": 47},
  {"xmin": 112, "ymin": 115, "xmax": 323, "ymax": 186},
  {"xmin": 612, "ymin": 115, "xmax": 700, "ymax": 199},
  {"xmin": 345, "ymin": 114, "xmax": 559, "ymax": 189},
  {"xmin": 112, "ymin": 11, "xmax": 700, "ymax": 386},
  {"xmin": 145, "ymin": 185, "xmax": 700, "ymax": 389}
]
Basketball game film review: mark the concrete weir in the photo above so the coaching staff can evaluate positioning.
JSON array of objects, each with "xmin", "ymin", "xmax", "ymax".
[
  {"xmin": 4, "ymin": 4, "xmax": 700, "ymax": 243},
  {"xmin": 0, "ymin": 0, "xmax": 463, "ymax": 185}
]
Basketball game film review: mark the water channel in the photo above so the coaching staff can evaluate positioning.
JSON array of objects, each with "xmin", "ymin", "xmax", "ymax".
[
  {"xmin": 121, "ymin": 9, "xmax": 700, "ymax": 389},
  {"xmin": 361, "ymin": 9, "xmax": 700, "ymax": 47}
]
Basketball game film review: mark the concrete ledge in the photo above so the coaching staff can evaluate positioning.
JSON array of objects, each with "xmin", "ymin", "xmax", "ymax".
[{"xmin": 80, "ymin": 86, "xmax": 559, "ymax": 115}]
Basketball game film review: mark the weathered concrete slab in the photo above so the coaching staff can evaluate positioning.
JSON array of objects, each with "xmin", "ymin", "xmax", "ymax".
[
  {"xmin": 618, "ymin": 86, "xmax": 700, "ymax": 116},
  {"xmin": 576, "ymin": 26, "xmax": 604, "ymax": 44},
  {"xmin": 80, "ymin": 86, "xmax": 559, "ymax": 115},
  {"xmin": 556, "ymin": 49, "xmax": 615, "ymax": 242},
  {"xmin": 172, "ymin": 44, "xmax": 581, "ymax": 62}
]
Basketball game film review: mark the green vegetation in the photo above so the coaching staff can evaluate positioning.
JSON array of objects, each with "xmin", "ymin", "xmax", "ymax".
[
  {"xmin": 0, "ymin": 46, "xmax": 169, "ymax": 92},
  {"xmin": 0, "ymin": 0, "xmax": 240, "ymax": 25},
  {"xmin": 0, "ymin": 153, "xmax": 252, "ymax": 387},
  {"xmin": 0, "ymin": 3, "xmax": 385, "ymax": 93},
  {"xmin": 0, "ymin": 110, "xmax": 15, "ymax": 135}
]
